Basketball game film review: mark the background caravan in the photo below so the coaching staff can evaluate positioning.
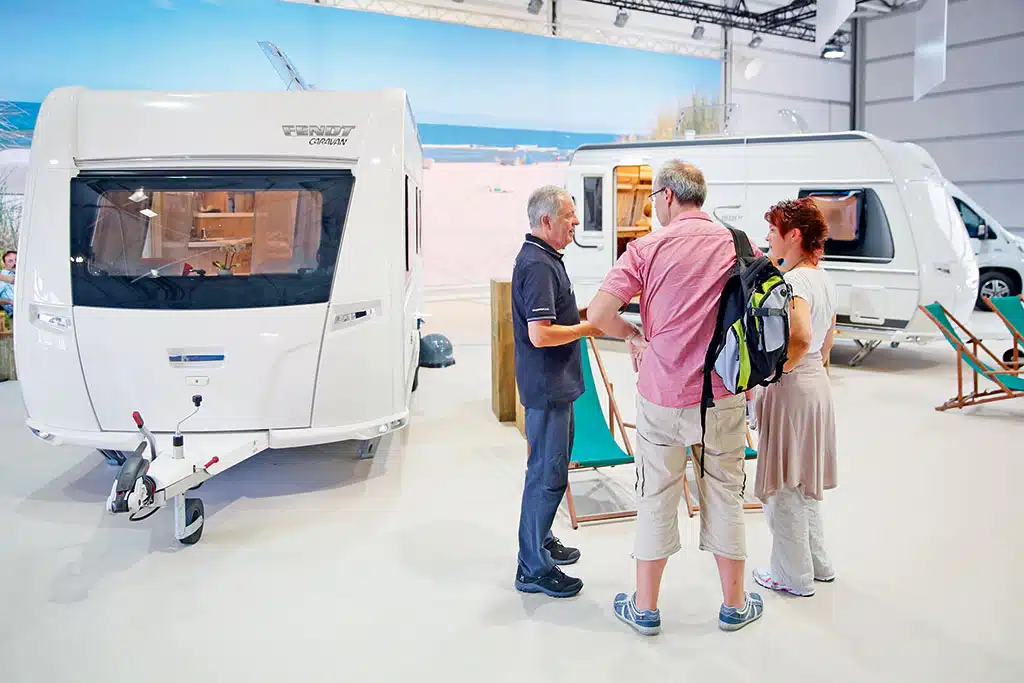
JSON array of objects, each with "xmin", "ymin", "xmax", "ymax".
[
  {"xmin": 562, "ymin": 131, "xmax": 980, "ymax": 366},
  {"xmin": 14, "ymin": 87, "xmax": 451, "ymax": 544},
  {"xmin": 899, "ymin": 143, "xmax": 1024, "ymax": 309}
]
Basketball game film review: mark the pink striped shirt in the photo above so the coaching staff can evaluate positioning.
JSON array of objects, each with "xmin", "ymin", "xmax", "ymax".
[{"xmin": 599, "ymin": 210, "xmax": 761, "ymax": 409}]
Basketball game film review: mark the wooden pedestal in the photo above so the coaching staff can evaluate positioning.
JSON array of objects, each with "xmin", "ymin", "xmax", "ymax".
[{"xmin": 491, "ymin": 279, "xmax": 517, "ymax": 422}]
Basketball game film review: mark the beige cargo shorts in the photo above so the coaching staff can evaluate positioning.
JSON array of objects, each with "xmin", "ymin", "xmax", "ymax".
[{"xmin": 633, "ymin": 392, "xmax": 748, "ymax": 561}]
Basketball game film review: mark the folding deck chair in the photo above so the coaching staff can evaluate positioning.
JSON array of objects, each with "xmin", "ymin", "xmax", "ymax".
[
  {"xmin": 919, "ymin": 302, "xmax": 1024, "ymax": 410},
  {"xmin": 565, "ymin": 337, "xmax": 760, "ymax": 529},
  {"xmin": 564, "ymin": 337, "xmax": 644, "ymax": 529},
  {"xmin": 984, "ymin": 294, "xmax": 1024, "ymax": 366}
]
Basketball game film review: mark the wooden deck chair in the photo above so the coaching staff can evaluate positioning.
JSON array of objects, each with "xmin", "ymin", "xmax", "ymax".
[
  {"xmin": 564, "ymin": 337, "xmax": 641, "ymax": 529},
  {"xmin": 919, "ymin": 302, "xmax": 1024, "ymax": 410},
  {"xmin": 984, "ymin": 294, "xmax": 1024, "ymax": 366}
]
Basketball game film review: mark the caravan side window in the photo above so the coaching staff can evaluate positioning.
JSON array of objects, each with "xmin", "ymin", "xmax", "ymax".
[
  {"xmin": 405, "ymin": 175, "xmax": 421, "ymax": 274},
  {"xmin": 68, "ymin": 170, "xmax": 354, "ymax": 310},
  {"xmin": 582, "ymin": 176, "xmax": 603, "ymax": 233},
  {"xmin": 405, "ymin": 175, "xmax": 412, "ymax": 273},
  {"xmin": 798, "ymin": 188, "xmax": 894, "ymax": 262},
  {"xmin": 416, "ymin": 186, "xmax": 423, "ymax": 253}
]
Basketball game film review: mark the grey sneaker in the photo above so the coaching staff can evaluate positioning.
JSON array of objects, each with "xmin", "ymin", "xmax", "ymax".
[
  {"xmin": 613, "ymin": 592, "xmax": 661, "ymax": 636},
  {"xmin": 718, "ymin": 591, "xmax": 763, "ymax": 631}
]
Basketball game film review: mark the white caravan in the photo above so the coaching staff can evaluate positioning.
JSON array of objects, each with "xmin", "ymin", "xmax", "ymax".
[
  {"xmin": 15, "ymin": 87, "xmax": 440, "ymax": 543},
  {"xmin": 562, "ymin": 131, "xmax": 980, "ymax": 364},
  {"xmin": 900, "ymin": 142, "xmax": 1024, "ymax": 308}
]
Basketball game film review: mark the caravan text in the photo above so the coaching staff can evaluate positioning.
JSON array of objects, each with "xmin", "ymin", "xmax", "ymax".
[{"xmin": 281, "ymin": 125, "xmax": 356, "ymax": 146}]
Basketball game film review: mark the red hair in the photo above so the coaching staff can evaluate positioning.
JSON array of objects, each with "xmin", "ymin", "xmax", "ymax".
[{"xmin": 764, "ymin": 198, "xmax": 829, "ymax": 265}]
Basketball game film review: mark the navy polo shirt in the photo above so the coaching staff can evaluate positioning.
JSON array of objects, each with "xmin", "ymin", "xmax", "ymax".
[{"xmin": 512, "ymin": 234, "xmax": 584, "ymax": 409}]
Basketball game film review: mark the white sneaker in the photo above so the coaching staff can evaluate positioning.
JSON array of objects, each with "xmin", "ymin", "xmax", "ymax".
[{"xmin": 752, "ymin": 567, "xmax": 815, "ymax": 597}]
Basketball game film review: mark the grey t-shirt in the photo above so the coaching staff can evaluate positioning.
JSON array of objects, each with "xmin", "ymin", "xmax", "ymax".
[{"xmin": 785, "ymin": 266, "xmax": 837, "ymax": 353}]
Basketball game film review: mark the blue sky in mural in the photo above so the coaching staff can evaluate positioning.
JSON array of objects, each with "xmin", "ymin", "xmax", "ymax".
[{"xmin": 0, "ymin": 0, "xmax": 720, "ymax": 143}]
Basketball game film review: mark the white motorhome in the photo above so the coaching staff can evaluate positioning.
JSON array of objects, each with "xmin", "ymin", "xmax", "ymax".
[
  {"xmin": 948, "ymin": 180, "xmax": 1024, "ymax": 307},
  {"xmin": 563, "ymin": 131, "xmax": 980, "ymax": 364},
  {"xmin": 15, "ymin": 87, "xmax": 438, "ymax": 542}
]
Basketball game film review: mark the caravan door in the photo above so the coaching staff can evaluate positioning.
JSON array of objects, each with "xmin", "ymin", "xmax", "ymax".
[
  {"xmin": 67, "ymin": 169, "xmax": 354, "ymax": 433},
  {"xmin": 562, "ymin": 165, "xmax": 613, "ymax": 309}
]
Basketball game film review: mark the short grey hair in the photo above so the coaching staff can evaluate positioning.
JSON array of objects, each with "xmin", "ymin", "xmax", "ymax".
[
  {"xmin": 528, "ymin": 185, "xmax": 572, "ymax": 229},
  {"xmin": 654, "ymin": 160, "xmax": 707, "ymax": 207}
]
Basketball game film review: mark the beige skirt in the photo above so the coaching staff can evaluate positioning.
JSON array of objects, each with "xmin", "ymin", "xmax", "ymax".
[{"xmin": 753, "ymin": 351, "xmax": 837, "ymax": 502}]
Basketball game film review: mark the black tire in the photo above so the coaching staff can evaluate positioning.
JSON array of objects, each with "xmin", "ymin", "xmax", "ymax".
[
  {"xmin": 977, "ymin": 271, "xmax": 1016, "ymax": 309},
  {"xmin": 179, "ymin": 498, "xmax": 205, "ymax": 545},
  {"xmin": 99, "ymin": 449, "xmax": 127, "ymax": 466}
]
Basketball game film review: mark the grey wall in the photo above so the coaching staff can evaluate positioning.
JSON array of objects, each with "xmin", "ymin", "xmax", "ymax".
[
  {"xmin": 864, "ymin": 0, "xmax": 1024, "ymax": 235},
  {"xmin": 729, "ymin": 0, "xmax": 852, "ymax": 135}
]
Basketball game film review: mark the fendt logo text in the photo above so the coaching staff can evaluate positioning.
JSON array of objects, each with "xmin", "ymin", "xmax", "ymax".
[{"xmin": 281, "ymin": 125, "xmax": 356, "ymax": 146}]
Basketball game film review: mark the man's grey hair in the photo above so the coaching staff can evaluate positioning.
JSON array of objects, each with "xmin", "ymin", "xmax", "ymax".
[
  {"xmin": 527, "ymin": 185, "xmax": 572, "ymax": 229},
  {"xmin": 655, "ymin": 160, "xmax": 707, "ymax": 207}
]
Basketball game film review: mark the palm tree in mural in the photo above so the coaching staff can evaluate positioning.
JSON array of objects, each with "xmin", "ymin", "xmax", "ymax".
[{"xmin": 650, "ymin": 91, "xmax": 725, "ymax": 139}]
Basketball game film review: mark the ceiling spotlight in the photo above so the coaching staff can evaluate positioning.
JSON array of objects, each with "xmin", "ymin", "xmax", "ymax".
[
  {"xmin": 821, "ymin": 37, "xmax": 846, "ymax": 60},
  {"xmin": 614, "ymin": 9, "xmax": 628, "ymax": 27},
  {"xmin": 527, "ymin": 0, "xmax": 543, "ymax": 15},
  {"xmin": 749, "ymin": 34, "xmax": 762, "ymax": 48},
  {"xmin": 692, "ymin": 23, "xmax": 705, "ymax": 40}
]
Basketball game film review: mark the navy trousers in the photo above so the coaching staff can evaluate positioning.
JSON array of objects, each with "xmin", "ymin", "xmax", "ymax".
[{"xmin": 517, "ymin": 403, "xmax": 575, "ymax": 578}]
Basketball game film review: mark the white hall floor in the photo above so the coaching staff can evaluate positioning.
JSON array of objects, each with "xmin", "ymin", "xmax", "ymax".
[{"xmin": 0, "ymin": 298, "xmax": 1022, "ymax": 682}]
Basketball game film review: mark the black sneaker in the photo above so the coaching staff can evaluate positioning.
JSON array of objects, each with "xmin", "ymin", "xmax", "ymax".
[
  {"xmin": 544, "ymin": 536, "xmax": 580, "ymax": 565},
  {"xmin": 515, "ymin": 566, "xmax": 583, "ymax": 598}
]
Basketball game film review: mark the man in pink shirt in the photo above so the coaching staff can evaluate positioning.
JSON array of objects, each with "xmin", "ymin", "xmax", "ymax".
[{"xmin": 587, "ymin": 160, "xmax": 764, "ymax": 636}]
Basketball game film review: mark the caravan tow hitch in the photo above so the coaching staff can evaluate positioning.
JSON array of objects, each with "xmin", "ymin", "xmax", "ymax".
[{"xmin": 104, "ymin": 397, "xmax": 216, "ymax": 545}]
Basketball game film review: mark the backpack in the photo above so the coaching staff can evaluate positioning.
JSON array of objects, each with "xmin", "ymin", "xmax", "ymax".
[{"xmin": 697, "ymin": 227, "xmax": 791, "ymax": 476}]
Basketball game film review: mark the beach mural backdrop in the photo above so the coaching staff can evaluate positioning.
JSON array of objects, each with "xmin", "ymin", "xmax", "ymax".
[{"xmin": 0, "ymin": 0, "xmax": 722, "ymax": 287}]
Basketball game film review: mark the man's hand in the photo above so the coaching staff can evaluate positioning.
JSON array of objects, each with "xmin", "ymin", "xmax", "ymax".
[{"xmin": 626, "ymin": 330, "xmax": 649, "ymax": 372}]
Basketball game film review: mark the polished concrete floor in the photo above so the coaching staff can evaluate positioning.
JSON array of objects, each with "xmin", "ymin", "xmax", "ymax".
[{"xmin": 1, "ymin": 299, "xmax": 1022, "ymax": 682}]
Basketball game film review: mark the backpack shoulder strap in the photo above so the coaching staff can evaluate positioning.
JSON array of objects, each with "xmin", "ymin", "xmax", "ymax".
[
  {"xmin": 699, "ymin": 228, "xmax": 748, "ymax": 477},
  {"xmin": 725, "ymin": 226, "xmax": 754, "ymax": 260}
]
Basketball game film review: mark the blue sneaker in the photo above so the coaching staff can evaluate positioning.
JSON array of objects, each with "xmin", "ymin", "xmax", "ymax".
[
  {"xmin": 718, "ymin": 591, "xmax": 763, "ymax": 631},
  {"xmin": 613, "ymin": 592, "xmax": 661, "ymax": 636}
]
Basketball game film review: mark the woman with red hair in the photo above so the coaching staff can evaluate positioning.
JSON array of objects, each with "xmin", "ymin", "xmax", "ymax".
[{"xmin": 751, "ymin": 197, "xmax": 838, "ymax": 598}]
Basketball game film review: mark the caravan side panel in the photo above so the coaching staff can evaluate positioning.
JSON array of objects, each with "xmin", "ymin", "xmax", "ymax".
[
  {"xmin": 310, "ymin": 92, "xmax": 406, "ymax": 430},
  {"xmin": 14, "ymin": 87, "xmax": 102, "ymax": 433}
]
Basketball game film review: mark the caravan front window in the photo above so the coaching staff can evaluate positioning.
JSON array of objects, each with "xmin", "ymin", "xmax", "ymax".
[{"xmin": 69, "ymin": 170, "xmax": 354, "ymax": 310}]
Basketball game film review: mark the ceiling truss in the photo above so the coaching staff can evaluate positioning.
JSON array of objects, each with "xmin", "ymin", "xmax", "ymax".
[
  {"xmin": 283, "ymin": 0, "xmax": 723, "ymax": 59},
  {"xmin": 284, "ymin": 0, "xmax": 919, "ymax": 57}
]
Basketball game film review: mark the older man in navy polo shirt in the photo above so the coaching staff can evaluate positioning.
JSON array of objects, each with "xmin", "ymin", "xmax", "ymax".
[{"xmin": 512, "ymin": 185, "xmax": 603, "ymax": 598}]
